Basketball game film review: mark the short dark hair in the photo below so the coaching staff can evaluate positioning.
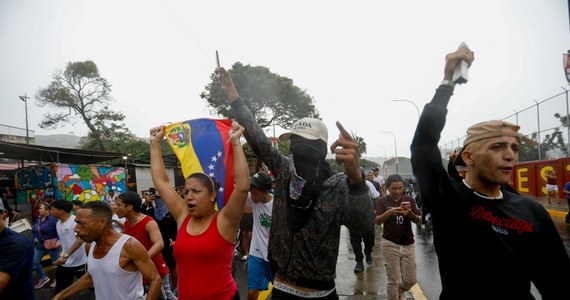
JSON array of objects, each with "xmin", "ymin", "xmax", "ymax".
[
  {"xmin": 51, "ymin": 200, "xmax": 73, "ymax": 213},
  {"xmin": 81, "ymin": 201, "xmax": 112, "ymax": 223},
  {"xmin": 71, "ymin": 200, "xmax": 83, "ymax": 207},
  {"xmin": 116, "ymin": 191, "xmax": 142, "ymax": 212},
  {"xmin": 386, "ymin": 174, "xmax": 404, "ymax": 188},
  {"xmin": 250, "ymin": 172, "xmax": 273, "ymax": 192}
]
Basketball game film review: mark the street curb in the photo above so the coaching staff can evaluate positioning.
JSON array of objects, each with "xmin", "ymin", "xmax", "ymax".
[
  {"xmin": 410, "ymin": 284, "xmax": 427, "ymax": 300},
  {"xmin": 547, "ymin": 209, "xmax": 567, "ymax": 219}
]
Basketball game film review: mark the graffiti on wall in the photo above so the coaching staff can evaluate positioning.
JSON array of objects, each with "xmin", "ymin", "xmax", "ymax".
[
  {"xmin": 15, "ymin": 166, "xmax": 54, "ymax": 206},
  {"xmin": 56, "ymin": 164, "xmax": 126, "ymax": 203},
  {"xmin": 16, "ymin": 166, "xmax": 52, "ymax": 190}
]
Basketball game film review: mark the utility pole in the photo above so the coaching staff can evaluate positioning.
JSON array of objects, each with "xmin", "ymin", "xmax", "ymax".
[{"xmin": 18, "ymin": 94, "xmax": 30, "ymax": 144}]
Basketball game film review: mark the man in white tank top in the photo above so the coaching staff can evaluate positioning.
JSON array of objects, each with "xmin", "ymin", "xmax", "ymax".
[{"xmin": 53, "ymin": 201, "xmax": 161, "ymax": 300}]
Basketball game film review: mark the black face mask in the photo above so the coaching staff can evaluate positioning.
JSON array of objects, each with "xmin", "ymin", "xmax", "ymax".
[
  {"xmin": 286, "ymin": 136, "xmax": 332, "ymax": 232},
  {"xmin": 290, "ymin": 136, "xmax": 327, "ymax": 181}
]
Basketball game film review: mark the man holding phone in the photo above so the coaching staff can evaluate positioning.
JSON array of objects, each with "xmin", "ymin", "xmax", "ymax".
[{"xmin": 374, "ymin": 174, "xmax": 421, "ymax": 300}]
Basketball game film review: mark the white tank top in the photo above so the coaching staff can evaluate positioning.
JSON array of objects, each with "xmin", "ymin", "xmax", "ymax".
[{"xmin": 87, "ymin": 234, "xmax": 144, "ymax": 300}]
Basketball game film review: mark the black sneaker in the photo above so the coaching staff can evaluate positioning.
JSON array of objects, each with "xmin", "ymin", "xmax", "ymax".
[
  {"xmin": 354, "ymin": 261, "xmax": 364, "ymax": 273},
  {"xmin": 365, "ymin": 254, "xmax": 373, "ymax": 265}
]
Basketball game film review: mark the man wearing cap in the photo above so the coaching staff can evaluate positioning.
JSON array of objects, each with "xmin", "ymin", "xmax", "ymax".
[
  {"xmin": 246, "ymin": 171, "xmax": 274, "ymax": 300},
  {"xmin": 217, "ymin": 67, "xmax": 373, "ymax": 299},
  {"xmin": 411, "ymin": 45, "xmax": 570, "ymax": 299}
]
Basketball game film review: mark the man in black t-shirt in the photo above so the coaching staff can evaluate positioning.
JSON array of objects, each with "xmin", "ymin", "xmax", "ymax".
[
  {"xmin": 0, "ymin": 207, "xmax": 35, "ymax": 299},
  {"xmin": 411, "ymin": 44, "xmax": 570, "ymax": 299}
]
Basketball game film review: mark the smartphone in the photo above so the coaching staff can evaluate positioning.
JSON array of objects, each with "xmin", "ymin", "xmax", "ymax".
[
  {"xmin": 401, "ymin": 201, "xmax": 411, "ymax": 209},
  {"xmin": 148, "ymin": 187, "xmax": 156, "ymax": 195}
]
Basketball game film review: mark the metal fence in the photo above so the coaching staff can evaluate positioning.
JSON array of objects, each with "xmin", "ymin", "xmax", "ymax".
[
  {"xmin": 0, "ymin": 124, "xmax": 35, "ymax": 139},
  {"xmin": 439, "ymin": 89, "xmax": 570, "ymax": 161}
]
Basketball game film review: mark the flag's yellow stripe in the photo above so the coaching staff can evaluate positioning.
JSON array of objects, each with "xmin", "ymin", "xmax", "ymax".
[{"xmin": 165, "ymin": 122, "xmax": 204, "ymax": 178}]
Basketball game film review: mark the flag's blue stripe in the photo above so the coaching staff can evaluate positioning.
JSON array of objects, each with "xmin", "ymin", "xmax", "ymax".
[{"xmin": 188, "ymin": 119, "xmax": 227, "ymax": 207}]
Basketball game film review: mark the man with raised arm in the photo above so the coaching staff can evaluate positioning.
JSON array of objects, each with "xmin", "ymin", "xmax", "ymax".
[
  {"xmin": 217, "ymin": 67, "xmax": 373, "ymax": 299},
  {"xmin": 410, "ymin": 45, "xmax": 570, "ymax": 299}
]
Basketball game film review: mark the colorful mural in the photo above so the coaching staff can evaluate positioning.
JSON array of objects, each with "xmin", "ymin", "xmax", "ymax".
[
  {"xmin": 16, "ymin": 166, "xmax": 52, "ymax": 190},
  {"xmin": 55, "ymin": 164, "xmax": 126, "ymax": 203}
]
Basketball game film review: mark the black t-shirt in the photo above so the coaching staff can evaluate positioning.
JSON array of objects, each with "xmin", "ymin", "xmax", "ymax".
[
  {"xmin": 368, "ymin": 180, "xmax": 380, "ymax": 192},
  {"xmin": 0, "ymin": 228, "xmax": 35, "ymax": 299}
]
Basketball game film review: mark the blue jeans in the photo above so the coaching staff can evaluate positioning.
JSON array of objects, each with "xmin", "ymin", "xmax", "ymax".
[{"xmin": 33, "ymin": 241, "xmax": 60, "ymax": 279}]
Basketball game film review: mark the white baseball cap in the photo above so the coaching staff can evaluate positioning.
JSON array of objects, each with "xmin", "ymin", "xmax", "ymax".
[{"xmin": 279, "ymin": 117, "xmax": 328, "ymax": 144}]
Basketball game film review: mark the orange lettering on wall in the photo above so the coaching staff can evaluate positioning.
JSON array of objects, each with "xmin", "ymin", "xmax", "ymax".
[{"xmin": 516, "ymin": 167, "xmax": 529, "ymax": 193}]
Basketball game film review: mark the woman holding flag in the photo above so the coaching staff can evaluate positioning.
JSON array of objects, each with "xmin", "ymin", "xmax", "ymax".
[{"xmin": 149, "ymin": 121, "xmax": 250, "ymax": 300}]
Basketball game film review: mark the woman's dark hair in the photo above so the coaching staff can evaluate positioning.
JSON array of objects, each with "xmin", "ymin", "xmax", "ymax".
[
  {"xmin": 187, "ymin": 173, "xmax": 220, "ymax": 195},
  {"xmin": 386, "ymin": 174, "xmax": 404, "ymax": 188}
]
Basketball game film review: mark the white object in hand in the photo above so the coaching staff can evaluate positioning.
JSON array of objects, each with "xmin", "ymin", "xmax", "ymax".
[{"xmin": 452, "ymin": 42, "xmax": 469, "ymax": 84}]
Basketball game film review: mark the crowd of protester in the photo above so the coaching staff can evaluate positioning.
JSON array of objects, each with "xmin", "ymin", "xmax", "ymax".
[{"xmin": 2, "ymin": 44, "xmax": 570, "ymax": 300}]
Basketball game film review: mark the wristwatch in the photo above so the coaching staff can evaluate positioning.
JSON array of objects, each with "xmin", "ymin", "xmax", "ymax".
[{"xmin": 62, "ymin": 253, "xmax": 69, "ymax": 259}]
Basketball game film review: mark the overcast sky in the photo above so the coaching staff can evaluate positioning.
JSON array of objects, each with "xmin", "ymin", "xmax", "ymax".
[{"xmin": 1, "ymin": 0, "xmax": 569, "ymax": 159}]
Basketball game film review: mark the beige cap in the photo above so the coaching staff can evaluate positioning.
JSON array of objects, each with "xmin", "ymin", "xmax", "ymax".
[{"xmin": 454, "ymin": 120, "xmax": 520, "ymax": 166}]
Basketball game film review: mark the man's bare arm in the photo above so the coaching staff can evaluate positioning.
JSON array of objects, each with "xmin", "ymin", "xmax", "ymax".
[
  {"xmin": 0, "ymin": 271, "xmax": 10, "ymax": 292},
  {"xmin": 145, "ymin": 220, "xmax": 164, "ymax": 259},
  {"xmin": 124, "ymin": 238, "xmax": 161, "ymax": 300},
  {"xmin": 55, "ymin": 238, "xmax": 87, "ymax": 266},
  {"xmin": 52, "ymin": 273, "xmax": 93, "ymax": 300}
]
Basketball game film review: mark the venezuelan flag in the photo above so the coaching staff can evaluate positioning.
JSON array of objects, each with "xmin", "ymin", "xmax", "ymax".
[{"xmin": 165, "ymin": 118, "xmax": 235, "ymax": 210}]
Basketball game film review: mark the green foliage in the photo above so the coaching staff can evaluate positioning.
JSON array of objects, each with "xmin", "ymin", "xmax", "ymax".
[
  {"xmin": 36, "ymin": 61, "xmax": 130, "ymax": 151},
  {"xmin": 518, "ymin": 113, "xmax": 569, "ymax": 161},
  {"xmin": 242, "ymin": 139, "xmax": 290, "ymax": 169},
  {"xmin": 200, "ymin": 62, "xmax": 320, "ymax": 129},
  {"xmin": 350, "ymin": 133, "xmax": 367, "ymax": 155}
]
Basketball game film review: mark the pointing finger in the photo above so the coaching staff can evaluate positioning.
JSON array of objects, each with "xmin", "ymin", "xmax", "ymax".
[{"xmin": 335, "ymin": 121, "xmax": 352, "ymax": 140}]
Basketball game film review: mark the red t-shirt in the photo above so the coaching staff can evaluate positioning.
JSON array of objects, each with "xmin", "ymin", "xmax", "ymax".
[
  {"xmin": 173, "ymin": 214, "xmax": 237, "ymax": 300},
  {"xmin": 124, "ymin": 215, "xmax": 169, "ymax": 282}
]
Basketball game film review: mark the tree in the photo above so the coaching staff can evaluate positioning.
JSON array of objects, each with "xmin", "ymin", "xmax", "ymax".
[
  {"xmin": 36, "ymin": 61, "xmax": 130, "ymax": 151},
  {"xmin": 351, "ymin": 133, "xmax": 367, "ymax": 155},
  {"xmin": 518, "ymin": 112, "xmax": 569, "ymax": 162},
  {"xmin": 516, "ymin": 135, "xmax": 538, "ymax": 162},
  {"xmin": 200, "ymin": 62, "xmax": 320, "ymax": 129}
]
